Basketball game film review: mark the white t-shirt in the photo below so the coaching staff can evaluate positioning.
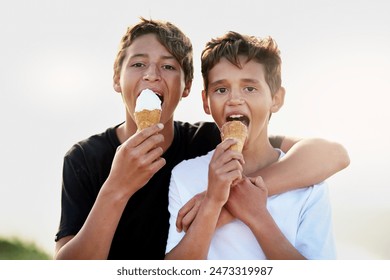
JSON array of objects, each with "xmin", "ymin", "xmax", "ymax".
[{"xmin": 166, "ymin": 149, "xmax": 336, "ymax": 259}]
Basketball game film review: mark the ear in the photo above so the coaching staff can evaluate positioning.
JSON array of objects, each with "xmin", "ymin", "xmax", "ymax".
[
  {"xmin": 113, "ymin": 75, "xmax": 121, "ymax": 93},
  {"xmin": 271, "ymin": 87, "xmax": 285, "ymax": 113},
  {"xmin": 202, "ymin": 90, "xmax": 211, "ymax": 115},
  {"xmin": 181, "ymin": 80, "xmax": 192, "ymax": 98}
]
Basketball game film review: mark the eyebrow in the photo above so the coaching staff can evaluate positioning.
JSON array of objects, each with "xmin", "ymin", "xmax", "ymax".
[
  {"xmin": 241, "ymin": 78, "xmax": 261, "ymax": 84},
  {"xmin": 129, "ymin": 53, "xmax": 177, "ymax": 61},
  {"xmin": 208, "ymin": 79, "xmax": 228, "ymax": 88},
  {"xmin": 209, "ymin": 78, "xmax": 260, "ymax": 87}
]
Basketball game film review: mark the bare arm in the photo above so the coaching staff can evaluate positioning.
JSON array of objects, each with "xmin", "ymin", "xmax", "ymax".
[
  {"xmin": 55, "ymin": 125, "xmax": 165, "ymax": 259},
  {"xmin": 55, "ymin": 184, "xmax": 132, "ymax": 259},
  {"xmin": 165, "ymin": 197, "xmax": 223, "ymax": 259},
  {"xmin": 257, "ymin": 137, "xmax": 350, "ymax": 195}
]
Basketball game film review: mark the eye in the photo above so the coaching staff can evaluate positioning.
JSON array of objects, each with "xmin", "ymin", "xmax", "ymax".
[
  {"xmin": 245, "ymin": 86, "xmax": 257, "ymax": 93},
  {"xmin": 131, "ymin": 62, "xmax": 145, "ymax": 68},
  {"xmin": 215, "ymin": 88, "xmax": 228, "ymax": 95},
  {"xmin": 162, "ymin": 64, "xmax": 176, "ymax": 70}
]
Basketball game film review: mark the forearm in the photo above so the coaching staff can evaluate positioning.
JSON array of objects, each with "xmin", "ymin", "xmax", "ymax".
[
  {"xmin": 165, "ymin": 198, "xmax": 221, "ymax": 260},
  {"xmin": 254, "ymin": 138, "xmax": 350, "ymax": 196},
  {"xmin": 249, "ymin": 211, "xmax": 305, "ymax": 260},
  {"xmin": 55, "ymin": 182, "xmax": 131, "ymax": 259}
]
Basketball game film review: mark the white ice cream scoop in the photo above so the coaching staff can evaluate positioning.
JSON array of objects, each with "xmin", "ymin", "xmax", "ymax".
[{"xmin": 135, "ymin": 89, "xmax": 161, "ymax": 112}]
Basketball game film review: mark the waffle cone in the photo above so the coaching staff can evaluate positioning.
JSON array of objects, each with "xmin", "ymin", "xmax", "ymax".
[
  {"xmin": 134, "ymin": 109, "xmax": 161, "ymax": 131},
  {"xmin": 221, "ymin": 121, "xmax": 248, "ymax": 152}
]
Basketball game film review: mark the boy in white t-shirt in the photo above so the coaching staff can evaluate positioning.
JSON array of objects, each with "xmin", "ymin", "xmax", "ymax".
[{"xmin": 165, "ymin": 31, "xmax": 336, "ymax": 259}]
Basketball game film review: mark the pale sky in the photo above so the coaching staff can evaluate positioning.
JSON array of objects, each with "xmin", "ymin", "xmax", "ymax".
[{"xmin": 1, "ymin": 0, "xmax": 389, "ymax": 259}]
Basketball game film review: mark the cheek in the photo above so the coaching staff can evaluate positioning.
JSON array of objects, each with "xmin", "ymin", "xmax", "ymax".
[{"xmin": 209, "ymin": 102, "xmax": 225, "ymax": 125}]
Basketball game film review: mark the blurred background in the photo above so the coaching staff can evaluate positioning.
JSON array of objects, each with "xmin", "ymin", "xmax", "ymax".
[{"xmin": 0, "ymin": 0, "xmax": 389, "ymax": 259}]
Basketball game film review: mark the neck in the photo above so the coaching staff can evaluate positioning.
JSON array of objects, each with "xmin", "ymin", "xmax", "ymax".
[{"xmin": 242, "ymin": 137, "xmax": 280, "ymax": 176}]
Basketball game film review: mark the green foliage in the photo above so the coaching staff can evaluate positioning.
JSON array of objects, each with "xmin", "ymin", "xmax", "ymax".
[{"xmin": 0, "ymin": 237, "xmax": 51, "ymax": 260}]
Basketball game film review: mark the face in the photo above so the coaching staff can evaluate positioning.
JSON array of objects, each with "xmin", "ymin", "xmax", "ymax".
[
  {"xmin": 114, "ymin": 33, "xmax": 191, "ymax": 127},
  {"xmin": 202, "ymin": 56, "xmax": 284, "ymax": 145}
]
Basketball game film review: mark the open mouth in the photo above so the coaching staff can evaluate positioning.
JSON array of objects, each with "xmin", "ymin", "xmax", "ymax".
[
  {"xmin": 155, "ymin": 93, "xmax": 163, "ymax": 105},
  {"xmin": 226, "ymin": 114, "xmax": 250, "ymax": 127}
]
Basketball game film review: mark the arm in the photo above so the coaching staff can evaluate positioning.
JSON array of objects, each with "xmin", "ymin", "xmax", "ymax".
[
  {"xmin": 258, "ymin": 137, "xmax": 350, "ymax": 195},
  {"xmin": 165, "ymin": 139, "xmax": 243, "ymax": 259},
  {"xmin": 165, "ymin": 197, "xmax": 223, "ymax": 259},
  {"xmin": 226, "ymin": 177, "xmax": 305, "ymax": 260},
  {"xmin": 176, "ymin": 137, "xmax": 350, "ymax": 232},
  {"xmin": 55, "ymin": 125, "xmax": 165, "ymax": 259}
]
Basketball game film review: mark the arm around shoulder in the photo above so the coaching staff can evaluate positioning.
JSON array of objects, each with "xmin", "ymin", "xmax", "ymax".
[
  {"xmin": 279, "ymin": 137, "xmax": 350, "ymax": 171},
  {"xmin": 261, "ymin": 136, "xmax": 350, "ymax": 195}
]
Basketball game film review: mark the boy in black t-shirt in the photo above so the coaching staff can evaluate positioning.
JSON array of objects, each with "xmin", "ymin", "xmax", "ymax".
[{"xmin": 54, "ymin": 18, "xmax": 349, "ymax": 259}]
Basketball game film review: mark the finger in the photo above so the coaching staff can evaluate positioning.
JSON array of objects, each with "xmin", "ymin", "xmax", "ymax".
[
  {"xmin": 126, "ymin": 123, "xmax": 164, "ymax": 147},
  {"xmin": 142, "ymin": 145, "xmax": 164, "ymax": 165},
  {"xmin": 212, "ymin": 139, "xmax": 238, "ymax": 159},
  {"xmin": 249, "ymin": 176, "xmax": 268, "ymax": 193},
  {"xmin": 176, "ymin": 196, "xmax": 197, "ymax": 231},
  {"xmin": 224, "ymin": 159, "xmax": 244, "ymax": 173},
  {"xmin": 249, "ymin": 176, "xmax": 264, "ymax": 187},
  {"xmin": 213, "ymin": 159, "xmax": 243, "ymax": 182},
  {"xmin": 220, "ymin": 138, "xmax": 238, "ymax": 151},
  {"xmin": 125, "ymin": 133, "xmax": 164, "ymax": 158},
  {"xmin": 210, "ymin": 150, "xmax": 244, "ymax": 174},
  {"xmin": 147, "ymin": 156, "xmax": 166, "ymax": 174},
  {"xmin": 182, "ymin": 201, "xmax": 201, "ymax": 232},
  {"xmin": 220, "ymin": 139, "xmax": 245, "ymax": 165}
]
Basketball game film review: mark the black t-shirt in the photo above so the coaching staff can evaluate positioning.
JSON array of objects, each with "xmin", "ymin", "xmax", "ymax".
[{"xmin": 55, "ymin": 121, "xmax": 221, "ymax": 259}]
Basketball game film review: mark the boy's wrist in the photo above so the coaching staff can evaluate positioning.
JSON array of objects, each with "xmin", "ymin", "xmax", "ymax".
[
  {"xmin": 202, "ymin": 196, "xmax": 225, "ymax": 214},
  {"xmin": 101, "ymin": 179, "xmax": 134, "ymax": 205}
]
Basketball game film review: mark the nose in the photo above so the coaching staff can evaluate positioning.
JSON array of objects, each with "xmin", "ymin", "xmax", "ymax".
[
  {"xmin": 227, "ymin": 89, "xmax": 244, "ymax": 106},
  {"xmin": 143, "ymin": 64, "xmax": 161, "ymax": 81}
]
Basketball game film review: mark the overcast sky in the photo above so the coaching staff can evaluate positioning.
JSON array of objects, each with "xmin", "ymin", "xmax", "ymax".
[{"xmin": 1, "ymin": 0, "xmax": 389, "ymax": 259}]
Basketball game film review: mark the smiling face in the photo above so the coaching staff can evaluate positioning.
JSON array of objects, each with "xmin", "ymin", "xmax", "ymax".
[
  {"xmin": 114, "ymin": 33, "xmax": 191, "ymax": 129},
  {"xmin": 203, "ymin": 56, "xmax": 285, "ymax": 147}
]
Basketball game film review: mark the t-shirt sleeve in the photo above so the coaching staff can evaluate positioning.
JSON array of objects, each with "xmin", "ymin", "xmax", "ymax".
[
  {"xmin": 295, "ymin": 182, "xmax": 337, "ymax": 259},
  {"xmin": 165, "ymin": 169, "xmax": 186, "ymax": 254},
  {"xmin": 55, "ymin": 145, "xmax": 95, "ymax": 242}
]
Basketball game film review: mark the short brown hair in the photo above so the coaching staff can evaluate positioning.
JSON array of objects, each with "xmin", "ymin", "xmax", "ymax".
[
  {"xmin": 113, "ymin": 17, "xmax": 193, "ymax": 84},
  {"xmin": 201, "ymin": 31, "xmax": 282, "ymax": 95}
]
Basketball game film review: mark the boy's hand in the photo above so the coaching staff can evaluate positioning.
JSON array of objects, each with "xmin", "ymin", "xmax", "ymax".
[
  {"xmin": 225, "ymin": 176, "xmax": 268, "ymax": 226},
  {"xmin": 206, "ymin": 139, "xmax": 245, "ymax": 206},
  {"xmin": 176, "ymin": 192, "xmax": 204, "ymax": 232},
  {"xmin": 105, "ymin": 123, "xmax": 165, "ymax": 198},
  {"xmin": 176, "ymin": 191, "xmax": 235, "ymax": 232}
]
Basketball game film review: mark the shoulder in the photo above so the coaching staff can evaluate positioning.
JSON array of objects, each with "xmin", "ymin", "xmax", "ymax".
[
  {"xmin": 171, "ymin": 150, "xmax": 213, "ymax": 193},
  {"xmin": 172, "ymin": 150, "xmax": 214, "ymax": 176},
  {"xmin": 170, "ymin": 150, "xmax": 213, "ymax": 202},
  {"xmin": 64, "ymin": 124, "xmax": 120, "ymax": 165}
]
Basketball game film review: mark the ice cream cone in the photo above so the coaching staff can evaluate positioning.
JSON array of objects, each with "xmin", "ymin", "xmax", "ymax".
[
  {"xmin": 220, "ymin": 121, "xmax": 248, "ymax": 152},
  {"xmin": 134, "ymin": 89, "xmax": 162, "ymax": 131},
  {"xmin": 134, "ymin": 109, "xmax": 161, "ymax": 131}
]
